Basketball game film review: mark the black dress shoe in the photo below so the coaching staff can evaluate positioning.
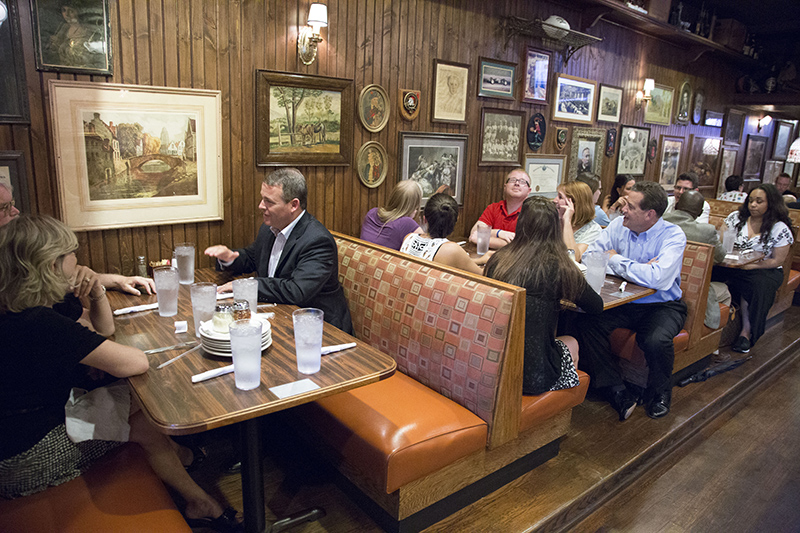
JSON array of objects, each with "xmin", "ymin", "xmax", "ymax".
[
  {"xmin": 185, "ymin": 507, "xmax": 243, "ymax": 532},
  {"xmin": 610, "ymin": 388, "xmax": 636, "ymax": 421},
  {"xmin": 646, "ymin": 391, "xmax": 671, "ymax": 419}
]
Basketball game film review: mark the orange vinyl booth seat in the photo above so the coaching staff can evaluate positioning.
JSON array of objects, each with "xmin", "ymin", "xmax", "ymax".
[
  {"xmin": 0, "ymin": 443, "xmax": 190, "ymax": 533},
  {"xmin": 290, "ymin": 233, "xmax": 589, "ymax": 533}
]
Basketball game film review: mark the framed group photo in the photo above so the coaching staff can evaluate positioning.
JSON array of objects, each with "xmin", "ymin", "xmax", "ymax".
[
  {"xmin": 552, "ymin": 74, "xmax": 597, "ymax": 125},
  {"xmin": 658, "ymin": 135, "xmax": 684, "ymax": 190},
  {"xmin": 399, "ymin": 131, "xmax": 468, "ymax": 204},
  {"xmin": 644, "ymin": 84, "xmax": 674, "ymax": 126},
  {"xmin": 477, "ymin": 57, "xmax": 516, "ymax": 100},
  {"xmin": 479, "ymin": 108, "xmax": 525, "ymax": 166},
  {"xmin": 522, "ymin": 47, "xmax": 552, "ymax": 104},
  {"xmin": 617, "ymin": 125, "xmax": 650, "ymax": 176},
  {"xmin": 596, "ymin": 84, "xmax": 623, "ymax": 123},
  {"xmin": 570, "ymin": 127, "xmax": 605, "ymax": 178},
  {"xmin": 432, "ymin": 59, "xmax": 470, "ymax": 124}
]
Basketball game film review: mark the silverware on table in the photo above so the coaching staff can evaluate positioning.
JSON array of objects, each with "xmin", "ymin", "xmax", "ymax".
[
  {"xmin": 157, "ymin": 344, "xmax": 203, "ymax": 369},
  {"xmin": 144, "ymin": 340, "xmax": 198, "ymax": 355}
]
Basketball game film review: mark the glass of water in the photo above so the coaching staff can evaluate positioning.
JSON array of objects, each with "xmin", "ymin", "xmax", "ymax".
[
  {"xmin": 233, "ymin": 277, "xmax": 258, "ymax": 314},
  {"xmin": 153, "ymin": 267, "xmax": 179, "ymax": 317},
  {"xmin": 174, "ymin": 243, "xmax": 195, "ymax": 285},
  {"xmin": 292, "ymin": 308, "xmax": 324, "ymax": 374},
  {"xmin": 190, "ymin": 282, "xmax": 217, "ymax": 337},
  {"xmin": 229, "ymin": 319, "xmax": 263, "ymax": 390}
]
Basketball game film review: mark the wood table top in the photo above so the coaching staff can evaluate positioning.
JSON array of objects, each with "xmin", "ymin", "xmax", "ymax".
[
  {"xmin": 108, "ymin": 269, "xmax": 396, "ymax": 435},
  {"xmin": 718, "ymin": 250, "xmax": 765, "ymax": 268}
]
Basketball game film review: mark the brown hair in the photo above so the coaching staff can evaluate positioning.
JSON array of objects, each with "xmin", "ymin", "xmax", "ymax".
[{"xmin": 560, "ymin": 181, "xmax": 595, "ymax": 229}]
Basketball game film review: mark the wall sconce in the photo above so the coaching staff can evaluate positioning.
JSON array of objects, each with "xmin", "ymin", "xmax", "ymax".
[
  {"xmin": 757, "ymin": 115, "xmax": 772, "ymax": 132},
  {"xmin": 0, "ymin": 1, "xmax": 8, "ymax": 29},
  {"xmin": 635, "ymin": 78, "xmax": 655, "ymax": 110},
  {"xmin": 298, "ymin": 3, "xmax": 328, "ymax": 65}
]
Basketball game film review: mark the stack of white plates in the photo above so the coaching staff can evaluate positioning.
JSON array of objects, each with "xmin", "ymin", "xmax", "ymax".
[{"xmin": 198, "ymin": 315, "xmax": 272, "ymax": 357}]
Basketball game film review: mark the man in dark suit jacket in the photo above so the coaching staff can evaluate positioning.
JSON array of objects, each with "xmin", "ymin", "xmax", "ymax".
[{"xmin": 204, "ymin": 168, "xmax": 352, "ymax": 333}]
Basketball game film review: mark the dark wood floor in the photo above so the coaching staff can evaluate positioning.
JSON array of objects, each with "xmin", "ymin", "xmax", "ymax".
[{"xmin": 188, "ymin": 305, "xmax": 800, "ymax": 533}]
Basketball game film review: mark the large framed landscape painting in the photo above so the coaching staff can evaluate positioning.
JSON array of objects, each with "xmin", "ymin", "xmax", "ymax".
[
  {"xmin": 399, "ymin": 131, "xmax": 468, "ymax": 205},
  {"xmin": 48, "ymin": 80, "xmax": 223, "ymax": 231},
  {"xmin": 644, "ymin": 84, "xmax": 673, "ymax": 126},
  {"xmin": 256, "ymin": 70, "xmax": 354, "ymax": 166}
]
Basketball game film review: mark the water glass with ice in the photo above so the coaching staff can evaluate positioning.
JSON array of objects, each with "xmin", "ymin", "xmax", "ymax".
[
  {"xmin": 292, "ymin": 308, "xmax": 324, "ymax": 375},
  {"xmin": 233, "ymin": 277, "xmax": 258, "ymax": 313},
  {"xmin": 583, "ymin": 250, "xmax": 611, "ymax": 294},
  {"xmin": 174, "ymin": 243, "xmax": 195, "ymax": 285},
  {"xmin": 722, "ymin": 227, "xmax": 736, "ymax": 255},
  {"xmin": 229, "ymin": 319, "xmax": 263, "ymax": 391},
  {"xmin": 476, "ymin": 225, "xmax": 492, "ymax": 256},
  {"xmin": 153, "ymin": 267, "xmax": 179, "ymax": 317},
  {"xmin": 190, "ymin": 282, "xmax": 217, "ymax": 337}
]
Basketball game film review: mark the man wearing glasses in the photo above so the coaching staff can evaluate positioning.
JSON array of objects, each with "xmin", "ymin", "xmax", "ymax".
[
  {"xmin": 0, "ymin": 184, "xmax": 20, "ymax": 227},
  {"xmin": 469, "ymin": 168, "xmax": 531, "ymax": 249}
]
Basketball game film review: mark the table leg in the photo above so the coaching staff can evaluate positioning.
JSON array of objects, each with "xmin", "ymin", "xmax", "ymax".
[{"xmin": 241, "ymin": 418, "xmax": 266, "ymax": 533}]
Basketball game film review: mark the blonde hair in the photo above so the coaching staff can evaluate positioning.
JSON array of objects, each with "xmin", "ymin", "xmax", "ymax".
[
  {"xmin": 0, "ymin": 215, "xmax": 79, "ymax": 312},
  {"xmin": 377, "ymin": 180, "xmax": 423, "ymax": 224},
  {"xmin": 560, "ymin": 181, "xmax": 595, "ymax": 229}
]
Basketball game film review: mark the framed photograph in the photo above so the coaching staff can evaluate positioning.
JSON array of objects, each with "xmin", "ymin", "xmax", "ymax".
[
  {"xmin": 658, "ymin": 135, "xmax": 684, "ymax": 190},
  {"xmin": 704, "ymin": 110, "xmax": 724, "ymax": 128},
  {"xmin": 692, "ymin": 89, "xmax": 704, "ymax": 125},
  {"xmin": 688, "ymin": 135, "xmax": 722, "ymax": 190},
  {"xmin": 570, "ymin": 127, "xmax": 605, "ymax": 178},
  {"xmin": 256, "ymin": 70, "xmax": 354, "ymax": 166},
  {"xmin": 785, "ymin": 161, "xmax": 796, "ymax": 183},
  {"xmin": 552, "ymin": 74, "xmax": 597, "ymax": 125},
  {"xmin": 356, "ymin": 141, "xmax": 388, "ymax": 189},
  {"xmin": 742, "ymin": 134, "xmax": 768, "ymax": 180},
  {"xmin": 0, "ymin": 151, "xmax": 30, "ymax": 213},
  {"xmin": 763, "ymin": 160, "xmax": 783, "ymax": 185},
  {"xmin": 644, "ymin": 84, "xmax": 674, "ymax": 126},
  {"xmin": 479, "ymin": 108, "xmax": 525, "ymax": 167},
  {"xmin": 31, "ymin": 0, "xmax": 113, "ymax": 75},
  {"xmin": 717, "ymin": 147, "xmax": 738, "ymax": 196},
  {"xmin": 617, "ymin": 125, "xmax": 650, "ymax": 176},
  {"xmin": 0, "ymin": 0, "xmax": 30, "ymax": 123},
  {"xmin": 432, "ymin": 59, "xmax": 470, "ymax": 124},
  {"xmin": 525, "ymin": 154, "xmax": 566, "ymax": 198},
  {"xmin": 723, "ymin": 109, "xmax": 745, "ymax": 146},
  {"xmin": 675, "ymin": 81, "xmax": 692, "ymax": 125},
  {"xmin": 48, "ymin": 80, "xmax": 223, "ymax": 231},
  {"xmin": 772, "ymin": 120, "xmax": 795, "ymax": 161},
  {"xmin": 399, "ymin": 132, "xmax": 468, "ymax": 204},
  {"xmin": 522, "ymin": 47, "xmax": 552, "ymax": 104},
  {"xmin": 477, "ymin": 57, "xmax": 516, "ymax": 100},
  {"xmin": 358, "ymin": 84, "xmax": 389, "ymax": 133},
  {"xmin": 597, "ymin": 84, "xmax": 623, "ymax": 123}
]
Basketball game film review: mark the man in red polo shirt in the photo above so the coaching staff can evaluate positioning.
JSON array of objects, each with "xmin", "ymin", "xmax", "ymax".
[{"xmin": 469, "ymin": 168, "xmax": 531, "ymax": 249}]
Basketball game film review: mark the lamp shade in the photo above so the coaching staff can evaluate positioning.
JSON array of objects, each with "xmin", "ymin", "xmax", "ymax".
[
  {"xmin": 643, "ymin": 78, "xmax": 655, "ymax": 92},
  {"xmin": 307, "ymin": 3, "xmax": 328, "ymax": 28},
  {"xmin": 787, "ymin": 137, "xmax": 800, "ymax": 164}
]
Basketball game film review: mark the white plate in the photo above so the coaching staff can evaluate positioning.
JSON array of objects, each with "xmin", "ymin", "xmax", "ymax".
[
  {"xmin": 199, "ymin": 314, "xmax": 271, "ymax": 341},
  {"xmin": 202, "ymin": 336, "xmax": 272, "ymax": 357},
  {"xmin": 201, "ymin": 332, "xmax": 271, "ymax": 350}
]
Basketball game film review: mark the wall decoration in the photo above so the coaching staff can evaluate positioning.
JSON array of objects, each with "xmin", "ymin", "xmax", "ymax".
[
  {"xmin": 658, "ymin": 135, "xmax": 684, "ymax": 190},
  {"xmin": 570, "ymin": 127, "xmax": 605, "ymax": 178},
  {"xmin": 723, "ymin": 109, "xmax": 745, "ymax": 146},
  {"xmin": 675, "ymin": 81, "xmax": 692, "ymax": 124},
  {"xmin": 479, "ymin": 108, "xmax": 524, "ymax": 166},
  {"xmin": 0, "ymin": 151, "xmax": 30, "ymax": 213},
  {"xmin": 704, "ymin": 110, "xmax": 724, "ymax": 128},
  {"xmin": 762, "ymin": 160, "xmax": 783, "ymax": 185},
  {"xmin": 692, "ymin": 89, "xmax": 704, "ymax": 125},
  {"xmin": 525, "ymin": 154, "xmax": 566, "ymax": 198},
  {"xmin": 399, "ymin": 132, "xmax": 467, "ymax": 204},
  {"xmin": 556, "ymin": 128, "xmax": 568, "ymax": 151},
  {"xmin": 717, "ymin": 147, "xmax": 738, "ymax": 196},
  {"xmin": 477, "ymin": 57, "xmax": 517, "ymax": 100},
  {"xmin": 256, "ymin": 70, "xmax": 354, "ymax": 166},
  {"xmin": 772, "ymin": 120, "xmax": 795, "ymax": 161},
  {"xmin": 597, "ymin": 84, "xmax": 623, "ymax": 123},
  {"xmin": 358, "ymin": 84, "xmax": 389, "ymax": 133},
  {"xmin": 49, "ymin": 80, "xmax": 223, "ymax": 231},
  {"xmin": 644, "ymin": 84, "xmax": 674, "ymax": 126},
  {"xmin": 0, "ymin": 0, "xmax": 30, "ymax": 123},
  {"xmin": 742, "ymin": 134, "xmax": 768, "ymax": 180},
  {"xmin": 31, "ymin": 0, "xmax": 113, "ymax": 75},
  {"xmin": 605, "ymin": 128, "xmax": 617, "ymax": 157},
  {"xmin": 522, "ymin": 47, "xmax": 551, "ymax": 104},
  {"xmin": 617, "ymin": 125, "xmax": 650, "ymax": 176},
  {"xmin": 552, "ymin": 74, "xmax": 597, "ymax": 125},
  {"xmin": 688, "ymin": 135, "xmax": 722, "ymax": 189},
  {"xmin": 431, "ymin": 59, "xmax": 470, "ymax": 124},
  {"xmin": 785, "ymin": 161, "xmax": 796, "ymax": 184},
  {"xmin": 399, "ymin": 89, "xmax": 420, "ymax": 121},
  {"xmin": 526, "ymin": 113, "xmax": 546, "ymax": 151},
  {"xmin": 647, "ymin": 138, "xmax": 658, "ymax": 162},
  {"xmin": 356, "ymin": 141, "xmax": 388, "ymax": 189}
]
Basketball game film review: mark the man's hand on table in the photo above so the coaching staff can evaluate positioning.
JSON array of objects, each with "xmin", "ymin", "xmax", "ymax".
[
  {"xmin": 217, "ymin": 281, "xmax": 233, "ymax": 293},
  {"xmin": 204, "ymin": 245, "xmax": 240, "ymax": 263}
]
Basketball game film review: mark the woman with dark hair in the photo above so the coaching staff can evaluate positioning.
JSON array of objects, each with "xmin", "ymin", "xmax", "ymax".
[
  {"xmin": 360, "ymin": 180, "xmax": 423, "ymax": 250},
  {"xmin": 554, "ymin": 180, "xmax": 602, "ymax": 262},
  {"xmin": 400, "ymin": 193, "xmax": 489, "ymax": 274},
  {"xmin": 485, "ymin": 197, "xmax": 602, "ymax": 395},
  {"xmin": 714, "ymin": 184, "xmax": 794, "ymax": 353},
  {"xmin": 603, "ymin": 174, "xmax": 635, "ymax": 220}
]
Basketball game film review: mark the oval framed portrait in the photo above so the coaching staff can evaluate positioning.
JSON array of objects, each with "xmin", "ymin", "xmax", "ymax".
[
  {"xmin": 358, "ymin": 84, "xmax": 389, "ymax": 133},
  {"xmin": 692, "ymin": 89, "xmax": 704, "ymax": 125},
  {"xmin": 356, "ymin": 141, "xmax": 388, "ymax": 188},
  {"xmin": 675, "ymin": 81, "xmax": 692, "ymax": 125}
]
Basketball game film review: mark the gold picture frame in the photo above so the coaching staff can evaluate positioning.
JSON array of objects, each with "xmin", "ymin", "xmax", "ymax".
[{"xmin": 356, "ymin": 141, "xmax": 388, "ymax": 188}]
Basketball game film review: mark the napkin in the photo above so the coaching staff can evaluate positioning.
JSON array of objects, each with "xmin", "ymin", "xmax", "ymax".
[
  {"xmin": 192, "ymin": 364, "xmax": 234, "ymax": 383},
  {"xmin": 321, "ymin": 342, "xmax": 356, "ymax": 355},
  {"xmin": 113, "ymin": 302, "xmax": 159, "ymax": 315},
  {"xmin": 65, "ymin": 380, "xmax": 131, "ymax": 443}
]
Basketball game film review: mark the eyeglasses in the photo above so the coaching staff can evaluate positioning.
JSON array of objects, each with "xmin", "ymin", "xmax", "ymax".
[
  {"xmin": 0, "ymin": 200, "xmax": 15, "ymax": 214},
  {"xmin": 507, "ymin": 178, "xmax": 530, "ymax": 187}
]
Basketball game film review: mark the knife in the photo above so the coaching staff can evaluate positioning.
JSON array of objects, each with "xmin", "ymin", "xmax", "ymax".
[{"xmin": 144, "ymin": 340, "xmax": 198, "ymax": 355}]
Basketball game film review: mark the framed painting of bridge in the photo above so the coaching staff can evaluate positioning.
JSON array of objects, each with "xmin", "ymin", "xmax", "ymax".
[
  {"xmin": 256, "ymin": 70, "xmax": 354, "ymax": 166},
  {"xmin": 48, "ymin": 80, "xmax": 223, "ymax": 231}
]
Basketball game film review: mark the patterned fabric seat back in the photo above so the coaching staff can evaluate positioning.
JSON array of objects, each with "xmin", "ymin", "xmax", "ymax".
[{"xmin": 680, "ymin": 242, "xmax": 713, "ymax": 339}]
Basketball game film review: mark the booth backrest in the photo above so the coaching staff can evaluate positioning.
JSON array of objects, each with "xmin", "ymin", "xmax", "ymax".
[
  {"xmin": 332, "ymin": 232, "xmax": 526, "ymax": 448},
  {"xmin": 682, "ymin": 242, "xmax": 715, "ymax": 344}
]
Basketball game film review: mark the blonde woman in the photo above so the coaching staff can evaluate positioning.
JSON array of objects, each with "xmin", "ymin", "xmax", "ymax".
[
  {"xmin": 553, "ymin": 181, "xmax": 603, "ymax": 262},
  {"xmin": 360, "ymin": 180, "xmax": 424, "ymax": 250}
]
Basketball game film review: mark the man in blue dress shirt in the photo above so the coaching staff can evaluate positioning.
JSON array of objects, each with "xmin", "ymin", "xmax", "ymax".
[{"xmin": 577, "ymin": 181, "xmax": 687, "ymax": 420}]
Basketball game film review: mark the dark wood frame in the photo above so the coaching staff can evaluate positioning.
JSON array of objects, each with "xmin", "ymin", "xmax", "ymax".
[
  {"xmin": 552, "ymin": 73, "xmax": 597, "ymax": 125},
  {"xmin": 477, "ymin": 57, "xmax": 517, "ymax": 101},
  {"xmin": 772, "ymin": 120, "xmax": 795, "ymax": 161},
  {"xmin": 616, "ymin": 125, "xmax": 651, "ymax": 176},
  {"xmin": 691, "ymin": 89, "xmax": 704, "ymax": 125},
  {"xmin": 675, "ymin": 81, "xmax": 692, "ymax": 125},
  {"xmin": 478, "ymin": 108, "xmax": 525, "ymax": 167},
  {"xmin": 742, "ymin": 134, "xmax": 768, "ymax": 181},
  {"xmin": 256, "ymin": 70, "xmax": 354, "ymax": 166},
  {"xmin": 723, "ymin": 108, "xmax": 746, "ymax": 146},
  {"xmin": 358, "ymin": 84, "xmax": 389, "ymax": 133},
  {"xmin": 356, "ymin": 141, "xmax": 388, "ymax": 189},
  {"xmin": 431, "ymin": 59, "xmax": 470, "ymax": 125},
  {"xmin": 596, "ymin": 84, "xmax": 623, "ymax": 123},
  {"xmin": 688, "ymin": 134, "xmax": 722, "ymax": 191},
  {"xmin": 399, "ymin": 131, "xmax": 468, "ymax": 205},
  {"xmin": 0, "ymin": 151, "xmax": 30, "ymax": 212},
  {"xmin": 31, "ymin": 0, "xmax": 113, "ymax": 75},
  {"xmin": 0, "ymin": 0, "xmax": 30, "ymax": 123},
  {"xmin": 521, "ymin": 47, "xmax": 551, "ymax": 105},
  {"xmin": 658, "ymin": 135, "xmax": 684, "ymax": 191}
]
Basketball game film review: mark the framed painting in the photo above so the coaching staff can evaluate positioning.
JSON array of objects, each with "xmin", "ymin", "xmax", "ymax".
[
  {"xmin": 570, "ymin": 127, "xmax": 605, "ymax": 178},
  {"xmin": 717, "ymin": 147, "xmax": 738, "ymax": 197},
  {"xmin": 704, "ymin": 110, "xmax": 724, "ymax": 128},
  {"xmin": 692, "ymin": 89, "xmax": 704, "ymax": 125},
  {"xmin": 723, "ymin": 109, "xmax": 746, "ymax": 146},
  {"xmin": 772, "ymin": 120, "xmax": 795, "ymax": 161},
  {"xmin": 597, "ymin": 84, "xmax": 623, "ymax": 123},
  {"xmin": 356, "ymin": 141, "xmax": 388, "ymax": 189},
  {"xmin": 358, "ymin": 84, "xmax": 389, "ymax": 133},
  {"xmin": 522, "ymin": 47, "xmax": 551, "ymax": 104},
  {"xmin": 479, "ymin": 108, "xmax": 525, "ymax": 167},
  {"xmin": 785, "ymin": 162, "xmax": 796, "ymax": 185},
  {"xmin": 525, "ymin": 154, "xmax": 566, "ymax": 198},
  {"xmin": 742, "ymin": 134, "xmax": 768, "ymax": 180},
  {"xmin": 762, "ymin": 160, "xmax": 783, "ymax": 185},
  {"xmin": 31, "ymin": 0, "xmax": 113, "ymax": 75},
  {"xmin": 552, "ymin": 74, "xmax": 597, "ymax": 125},
  {"xmin": 48, "ymin": 80, "xmax": 223, "ymax": 231},
  {"xmin": 617, "ymin": 125, "xmax": 650, "ymax": 176},
  {"xmin": 644, "ymin": 84, "xmax": 674, "ymax": 126},
  {"xmin": 477, "ymin": 57, "xmax": 516, "ymax": 101},
  {"xmin": 256, "ymin": 70, "xmax": 354, "ymax": 166},
  {"xmin": 399, "ymin": 131, "xmax": 468, "ymax": 204},
  {"xmin": 0, "ymin": 0, "xmax": 30, "ymax": 123},
  {"xmin": 675, "ymin": 81, "xmax": 692, "ymax": 124},
  {"xmin": 688, "ymin": 135, "xmax": 722, "ymax": 190},
  {"xmin": 658, "ymin": 135, "xmax": 684, "ymax": 190},
  {"xmin": 0, "ymin": 151, "xmax": 30, "ymax": 213},
  {"xmin": 431, "ymin": 59, "xmax": 470, "ymax": 124}
]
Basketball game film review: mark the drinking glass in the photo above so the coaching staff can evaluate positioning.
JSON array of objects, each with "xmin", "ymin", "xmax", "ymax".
[
  {"xmin": 174, "ymin": 243, "xmax": 195, "ymax": 285},
  {"xmin": 190, "ymin": 282, "xmax": 217, "ymax": 337},
  {"xmin": 292, "ymin": 308, "xmax": 324, "ymax": 374},
  {"xmin": 722, "ymin": 227, "xmax": 736, "ymax": 255},
  {"xmin": 153, "ymin": 267, "xmax": 179, "ymax": 317},
  {"xmin": 233, "ymin": 277, "xmax": 258, "ymax": 314},
  {"xmin": 583, "ymin": 251, "xmax": 611, "ymax": 294},
  {"xmin": 476, "ymin": 225, "xmax": 492, "ymax": 256},
  {"xmin": 229, "ymin": 319, "xmax": 263, "ymax": 390}
]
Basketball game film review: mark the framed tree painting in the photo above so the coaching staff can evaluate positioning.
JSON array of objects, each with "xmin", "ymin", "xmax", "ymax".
[
  {"xmin": 717, "ymin": 147, "xmax": 738, "ymax": 197},
  {"xmin": 617, "ymin": 125, "xmax": 650, "ymax": 176},
  {"xmin": 552, "ymin": 74, "xmax": 597, "ymax": 125},
  {"xmin": 688, "ymin": 135, "xmax": 722, "ymax": 190},
  {"xmin": 658, "ymin": 135, "xmax": 684, "ymax": 190},
  {"xmin": 644, "ymin": 84, "xmax": 673, "ymax": 126},
  {"xmin": 522, "ymin": 47, "xmax": 551, "ymax": 104},
  {"xmin": 742, "ymin": 134, "xmax": 768, "ymax": 180},
  {"xmin": 399, "ymin": 131, "xmax": 468, "ymax": 204},
  {"xmin": 772, "ymin": 120, "xmax": 795, "ymax": 161},
  {"xmin": 723, "ymin": 109, "xmax": 745, "ymax": 146},
  {"xmin": 479, "ymin": 108, "xmax": 525, "ymax": 166},
  {"xmin": 432, "ymin": 59, "xmax": 470, "ymax": 124},
  {"xmin": 0, "ymin": 151, "xmax": 29, "ymax": 213},
  {"xmin": 477, "ymin": 57, "xmax": 516, "ymax": 100},
  {"xmin": 597, "ymin": 84, "xmax": 623, "ymax": 123},
  {"xmin": 570, "ymin": 127, "xmax": 605, "ymax": 178},
  {"xmin": 0, "ymin": 0, "xmax": 30, "ymax": 123}
]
